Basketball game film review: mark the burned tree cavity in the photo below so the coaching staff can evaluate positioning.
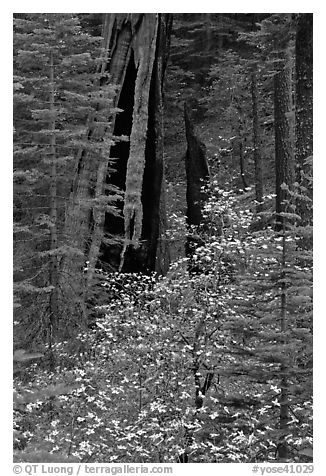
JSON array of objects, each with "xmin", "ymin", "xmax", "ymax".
[
  {"xmin": 184, "ymin": 99, "xmax": 209, "ymax": 227},
  {"xmin": 101, "ymin": 51, "xmax": 137, "ymax": 240},
  {"xmin": 184, "ymin": 98, "xmax": 210, "ymax": 258},
  {"xmin": 104, "ymin": 14, "xmax": 171, "ymax": 274}
]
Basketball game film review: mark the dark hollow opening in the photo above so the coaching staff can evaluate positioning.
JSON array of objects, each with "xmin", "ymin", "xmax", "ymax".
[
  {"xmin": 105, "ymin": 51, "xmax": 136, "ymax": 235},
  {"xmin": 141, "ymin": 57, "xmax": 162, "ymax": 270},
  {"xmin": 99, "ymin": 50, "xmax": 162, "ymax": 273},
  {"xmin": 98, "ymin": 52, "xmax": 136, "ymax": 270}
]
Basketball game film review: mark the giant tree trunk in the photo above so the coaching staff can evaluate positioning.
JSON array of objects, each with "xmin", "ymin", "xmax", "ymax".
[
  {"xmin": 295, "ymin": 14, "xmax": 313, "ymax": 225},
  {"xmin": 64, "ymin": 14, "xmax": 172, "ymax": 305}
]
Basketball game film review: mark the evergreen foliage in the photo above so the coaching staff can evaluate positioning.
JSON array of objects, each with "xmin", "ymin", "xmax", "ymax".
[{"xmin": 13, "ymin": 14, "xmax": 122, "ymax": 346}]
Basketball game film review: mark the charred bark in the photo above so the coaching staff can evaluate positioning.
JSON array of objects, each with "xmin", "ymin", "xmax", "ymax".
[
  {"xmin": 184, "ymin": 98, "xmax": 209, "ymax": 232},
  {"xmin": 184, "ymin": 99, "xmax": 209, "ymax": 227},
  {"xmin": 184, "ymin": 99, "xmax": 210, "ymax": 259}
]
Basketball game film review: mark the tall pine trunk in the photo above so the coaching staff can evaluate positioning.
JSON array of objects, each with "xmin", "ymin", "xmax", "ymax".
[
  {"xmin": 49, "ymin": 50, "xmax": 58, "ymax": 366},
  {"xmin": 273, "ymin": 36, "xmax": 294, "ymax": 461},
  {"xmin": 276, "ymin": 226, "xmax": 291, "ymax": 462},
  {"xmin": 274, "ymin": 49, "xmax": 294, "ymax": 231}
]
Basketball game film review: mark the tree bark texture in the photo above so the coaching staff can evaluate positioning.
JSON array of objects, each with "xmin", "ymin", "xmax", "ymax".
[
  {"xmin": 184, "ymin": 99, "xmax": 209, "ymax": 228},
  {"xmin": 49, "ymin": 49, "xmax": 59, "ymax": 354},
  {"xmin": 274, "ymin": 51, "xmax": 294, "ymax": 230},
  {"xmin": 295, "ymin": 14, "xmax": 313, "ymax": 224}
]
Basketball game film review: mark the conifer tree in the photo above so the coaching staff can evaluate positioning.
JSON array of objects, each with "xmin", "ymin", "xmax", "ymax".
[
  {"xmin": 252, "ymin": 14, "xmax": 295, "ymax": 231},
  {"xmin": 13, "ymin": 13, "xmax": 119, "ymax": 347},
  {"xmin": 274, "ymin": 47, "xmax": 295, "ymax": 232}
]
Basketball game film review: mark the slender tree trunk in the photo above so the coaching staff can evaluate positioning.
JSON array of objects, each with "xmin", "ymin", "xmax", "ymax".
[
  {"xmin": 238, "ymin": 121, "xmax": 248, "ymax": 191},
  {"xmin": 49, "ymin": 50, "xmax": 58, "ymax": 368},
  {"xmin": 276, "ymin": 228, "xmax": 290, "ymax": 461},
  {"xmin": 295, "ymin": 14, "xmax": 313, "ymax": 225},
  {"xmin": 178, "ymin": 313, "xmax": 214, "ymax": 463},
  {"xmin": 251, "ymin": 65, "xmax": 264, "ymax": 212},
  {"xmin": 274, "ymin": 49, "xmax": 294, "ymax": 231},
  {"xmin": 239, "ymin": 141, "xmax": 248, "ymax": 190}
]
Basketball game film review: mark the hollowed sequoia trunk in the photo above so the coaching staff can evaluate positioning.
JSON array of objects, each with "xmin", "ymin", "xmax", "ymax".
[
  {"xmin": 101, "ymin": 14, "xmax": 172, "ymax": 274},
  {"xmin": 65, "ymin": 14, "xmax": 172, "ymax": 287}
]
